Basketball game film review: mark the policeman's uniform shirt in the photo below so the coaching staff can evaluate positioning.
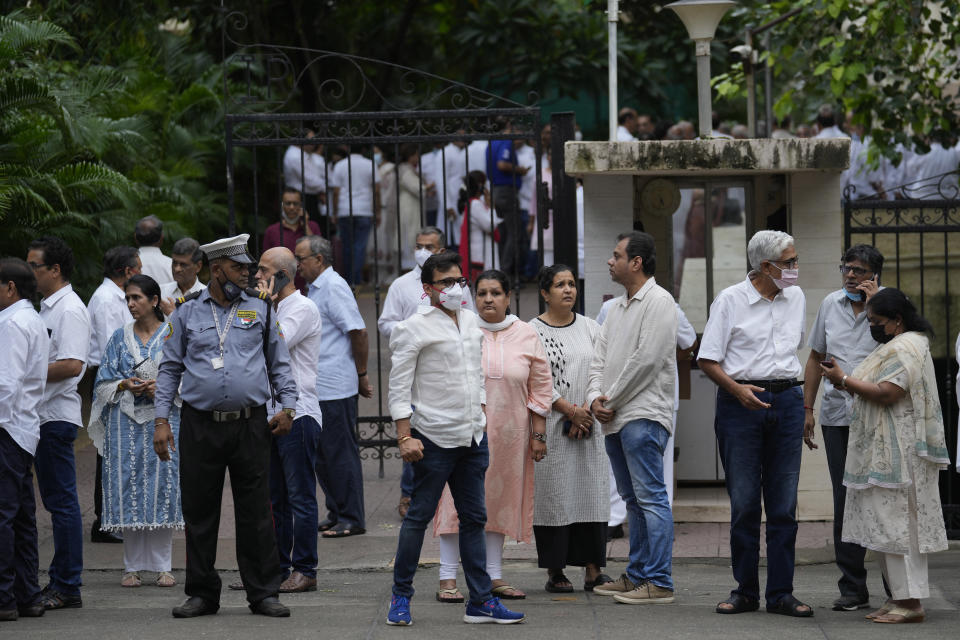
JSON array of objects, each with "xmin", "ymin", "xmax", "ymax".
[
  {"xmin": 86, "ymin": 277, "xmax": 132, "ymax": 367},
  {"xmin": 160, "ymin": 278, "xmax": 206, "ymax": 300},
  {"xmin": 138, "ymin": 246, "xmax": 174, "ymax": 286},
  {"xmin": 267, "ymin": 290, "xmax": 323, "ymax": 426},
  {"xmin": 377, "ymin": 265, "xmax": 477, "ymax": 339},
  {"xmin": 306, "ymin": 267, "xmax": 365, "ymax": 401},
  {"xmin": 698, "ymin": 275, "xmax": 806, "ymax": 380},
  {"xmin": 0, "ymin": 299, "xmax": 50, "ymax": 455},
  {"xmin": 39, "ymin": 284, "xmax": 91, "ymax": 426},
  {"xmin": 807, "ymin": 289, "xmax": 880, "ymax": 426},
  {"xmin": 154, "ymin": 288, "xmax": 297, "ymax": 420}
]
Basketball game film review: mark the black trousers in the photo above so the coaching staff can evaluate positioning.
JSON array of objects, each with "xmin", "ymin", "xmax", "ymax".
[
  {"xmin": 0, "ymin": 429, "xmax": 41, "ymax": 611},
  {"xmin": 179, "ymin": 403, "xmax": 280, "ymax": 605},
  {"xmin": 822, "ymin": 425, "xmax": 869, "ymax": 599}
]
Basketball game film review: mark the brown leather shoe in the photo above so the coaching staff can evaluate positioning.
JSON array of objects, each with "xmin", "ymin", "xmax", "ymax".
[{"xmin": 279, "ymin": 571, "xmax": 317, "ymax": 593}]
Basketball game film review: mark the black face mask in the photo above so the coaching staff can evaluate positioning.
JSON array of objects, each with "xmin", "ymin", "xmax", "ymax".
[
  {"xmin": 218, "ymin": 274, "xmax": 243, "ymax": 302},
  {"xmin": 870, "ymin": 324, "xmax": 893, "ymax": 344}
]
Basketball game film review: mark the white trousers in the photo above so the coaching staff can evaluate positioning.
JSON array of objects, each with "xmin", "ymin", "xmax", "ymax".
[
  {"xmin": 122, "ymin": 528, "xmax": 174, "ymax": 573},
  {"xmin": 608, "ymin": 428, "xmax": 675, "ymax": 527},
  {"xmin": 438, "ymin": 532, "xmax": 505, "ymax": 581},
  {"xmin": 878, "ymin": 466, "xmax": 930, "ymax": 600}
]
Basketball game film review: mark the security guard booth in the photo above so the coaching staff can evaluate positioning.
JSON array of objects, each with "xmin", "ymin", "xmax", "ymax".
[{"xmin": 564, "ymin": 136, "xmax": 850, "ymax": 523}]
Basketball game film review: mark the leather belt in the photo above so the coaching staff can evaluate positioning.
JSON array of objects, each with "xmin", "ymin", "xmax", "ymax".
[
  {"xmin": 211, "ymin": 407, "xmax": 253, "ymax": 423},
  {"xmin": 734, "ymin": 379, "xmax": 802, "ymax": 394}
]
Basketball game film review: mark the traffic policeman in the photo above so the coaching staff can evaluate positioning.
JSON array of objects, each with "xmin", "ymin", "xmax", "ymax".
[{"xmin": 153, "ymin": 234, "xmax": 298, "ymax": 619}]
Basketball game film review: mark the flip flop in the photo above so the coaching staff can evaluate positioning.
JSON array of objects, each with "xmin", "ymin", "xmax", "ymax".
[
  {"xmin": 584, "ymin": 574, "xmax": 614, "ymax": 592},
  {"xmin": 435, "ymin": 587, "xmax": 464, "ymax": 603},
  {"xmin": 545, "ymin": 572, "xmax": 574, "ymax": 593},
  {"xmin": 491, "ymin": 584, "xmax": 526, "ymax": 600},
  {"xmin": 766, "ymin": 594, "xmax": 814, "ymax": 617},
  {"xmin": 865, "ymin": 601, "xmax": 894, "ymax": 619},
  {"xmin": 322, "ymin": 525, "xmax": 366, "ymax": 538},
  {"xmin": 873, "ymin": 606, "xmax": 924, "ymax": 624},
  {"xmin": 716, "ymin": 593, "xmax": 760, "ymax": 614},
  {"xmin": 318, "ymin": 519, "xmax": 337, "ymax": 532}
]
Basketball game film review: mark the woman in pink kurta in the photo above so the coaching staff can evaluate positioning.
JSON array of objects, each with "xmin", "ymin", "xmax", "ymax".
[{"xmin": 433, "ymin": 270, "xmax": 553, "ymax": 602}]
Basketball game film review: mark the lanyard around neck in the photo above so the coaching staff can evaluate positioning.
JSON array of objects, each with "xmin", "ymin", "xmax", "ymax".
[{"xmin": 210, "ymin": 300, "xmax": 241, "ymax": 356}]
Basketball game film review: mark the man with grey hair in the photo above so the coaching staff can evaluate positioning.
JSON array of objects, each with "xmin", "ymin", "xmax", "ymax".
[
  {"xmin": 698, "ymin": 230, "xmax": 812, "ymax": 618},
  {"xmin": 296, "ymin": 235, "xmax": 370, "ymax": 538},
  {"xmin": 160, "ymin": 238, "xmax": 206, "ymax": 312},
  {"xmin": 135, "ymin": 215, "xmax": 174, "ymax": 286}
]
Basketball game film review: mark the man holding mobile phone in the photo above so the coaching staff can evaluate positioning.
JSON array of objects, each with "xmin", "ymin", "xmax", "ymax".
[{"xmin": 802, "ymin": 244, "xmax": 883, "ymax": 612}]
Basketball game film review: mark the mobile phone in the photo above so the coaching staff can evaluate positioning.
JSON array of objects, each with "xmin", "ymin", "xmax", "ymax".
[
  {"xmin": 821, "ymin": 357, "xmax": 835, "ymax": 369},
  {"xmin": 271, "ymin": 270, "xmax": 291, "ymax": 294}
]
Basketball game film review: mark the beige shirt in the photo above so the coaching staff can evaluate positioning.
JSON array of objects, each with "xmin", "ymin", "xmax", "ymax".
[{"xmin": 586, "ymin": 277, "xmax": 677, "ymax": 435}]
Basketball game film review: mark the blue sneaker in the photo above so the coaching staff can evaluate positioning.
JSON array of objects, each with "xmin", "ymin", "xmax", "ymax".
[
  {"xmin": 386, "ymin": 595, "xmax": 412, "ymax": 626},
  {"xmin": 463, "ymin": 597, "xmax": 525, "ymax": 624}
]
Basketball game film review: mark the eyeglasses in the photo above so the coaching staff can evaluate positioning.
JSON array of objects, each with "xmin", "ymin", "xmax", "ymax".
[
  {"xmin": 771, "ymin": 257, "xmax": 799, "ymax": 269},
  {"xmin": 432, "ymin": 277, "xmax": 468, "ymax": 289},
  {"xmin": 282, "ymin": 201, "xmax": 303, "ymax": 208},
  {"xmin": 27, "ymin": 262, "xmax": 49, "ymax": 270},
  {"xmin": 295, "ymin": 253, "xmax": 320, "ymax": 264},
  {"xmin": 839, "ymin": 265, "xmax": 871, "ymax": 277}
]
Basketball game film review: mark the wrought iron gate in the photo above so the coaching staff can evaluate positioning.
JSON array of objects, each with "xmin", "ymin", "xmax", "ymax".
[
  {"xmin": 843, "ymin": 170, "xmax": 960, "ymax": 537},
  {"xmin": 220, "ymin": 11, "xmax": 577, "ymax": 476}
]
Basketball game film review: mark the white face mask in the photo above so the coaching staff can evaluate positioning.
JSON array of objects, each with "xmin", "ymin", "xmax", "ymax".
[
  {"xmin": 415, "ymin": 247, "xmax": 432, "ymax": 268},
  {"xmin": 281, "ymin": 209, "xmax": 301, "ymax": 225},
  {"xmin": 437, "ymin": 283, "xmax": 464, "ymax": 311}
]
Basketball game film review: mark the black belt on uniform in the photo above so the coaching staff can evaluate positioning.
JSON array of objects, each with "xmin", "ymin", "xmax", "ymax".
[
  {"xmin": 185, "ymin": 403, "xmax": 259, "ymax": 423},
  {"xmin": 734, "ymin": 379, "xmax": 802, "ymax": 394}
]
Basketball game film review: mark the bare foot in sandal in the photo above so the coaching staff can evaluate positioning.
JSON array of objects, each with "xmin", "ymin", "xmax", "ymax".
[
  {"xmin": 436, "ymin": 579, "xmax": 464, "ymax": 603},
  {"xmin": 491, "ymin": 580, "xmax": 526, "ymax": 599}
]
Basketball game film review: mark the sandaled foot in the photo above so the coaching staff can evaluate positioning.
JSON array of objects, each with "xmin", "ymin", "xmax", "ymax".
[
  {"xmin": 873, "ymin": 606, "xmax": 924, "ymax": 624},
  {"xmin": 322, "ymin": 525, "xmax": 366, "ymax": 538},
  {"xmin": 156, "ymin": 572, "xmax": 176, "ymax": 587},
  {"xmin": 435, "ymin": 587, "xmax": 464, "ymax": 603},
  {"xmin": 121, "ymin": 572, "xmax": 141, "ymax": 588},
  {"xmin": 545, "ymin": 572, "xmax": 573, "ymax": 593},
  {"xmin": 716, "ymin": 593, "xmax": 760, "ymax": 614},
  {"xmin": 766, "ymin": 594, "xmax": 813, "ymax": 617},
  {"xmin": 491, "ymin": 583, "xmax": 526, "ymax": 600},
  {"xmin": 865, "ymin": 601, "xmax": 894, "ymax": 619}
]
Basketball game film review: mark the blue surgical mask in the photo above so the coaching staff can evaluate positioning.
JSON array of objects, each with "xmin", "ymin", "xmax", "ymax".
[
  {"xmin": 843, "ymin": 288, "xmax": 864, "ymax": 302},
  {"xmin": 374, "ymin": 152, "xmax": 382, "ymax": 166}
]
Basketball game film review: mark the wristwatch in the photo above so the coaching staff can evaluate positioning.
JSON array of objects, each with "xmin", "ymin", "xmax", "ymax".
[
  {"xmin": 282, "ymin": 408, "xmax": 296, "ymax": 419},
  {"xmin": 531, "ymin": 432, "xmax": 546, "ymax": 442}
]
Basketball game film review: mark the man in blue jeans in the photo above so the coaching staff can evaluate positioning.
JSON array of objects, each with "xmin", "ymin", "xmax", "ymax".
[
  {"xmin": 587, "ymin": 232, "xmax": 677, "ymax": 605},
  {"xmin": 698, "ymin": 230, "xmax": 813, "ymax": 617},
  {"xmin": 26, "ymin": 236, "xmax": 91, "ymax": 611},
  {"xmin": 386, "ymin": 251, "xmax": 523, "ymax": 625}
]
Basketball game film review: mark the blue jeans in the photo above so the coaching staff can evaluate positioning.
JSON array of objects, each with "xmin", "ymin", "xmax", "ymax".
[
  {"xmin": 339, "ymin": 216, "xmax": 373, "ymax": 285},
  {"xmin": 605, "ymin": 419, "xmax": 674, "ymax": 590},
  {"xmin": 715, "ymin": 386, "xmax": 804, "ymax": 605},
  {"xmin": 400, "ymin": 461, "xmax": 414, "ymax": 498},
  {"xmin": 315, "ymin": 397, "xmax": 365, "ymax": 528},
  {"xmin": 393, "ymin": 431, "xmax": 492, "ymax": 605},
  {"xmin": 270, "ymin": 416, "xmax": 321, "ymax": 579},
  {"xmin": 33, "ymin": 421, "xmax": 83, "ymax": 595}
]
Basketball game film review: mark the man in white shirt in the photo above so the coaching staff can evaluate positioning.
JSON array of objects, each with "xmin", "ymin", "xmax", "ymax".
[
  {"xmin": 443, "ymin": 140, "xmax": 468, "ymax": 245},
  {"xmin": 814, "ymin": 104, "xmax": 846, "ymax": 139},
  {"xmin": 25, "ymin": 236, "xmax": 91, "ymax": 611},
  {"xmin": 296, "ymin": 235, "xmax": 371, "ymax": 538},
  {"xmin": 160, "ymin": 237, "xmax": 206, "ymax": 313},
  {"xmin": 903, "ymin": 135, "xmax": 960, "ymax": 199},
  {"xmin": 587, "ymin": 232, "xmax": 677, "ymax": 606},
  {"xmin": 385, "ymin": 251, "xmax": 524, "ymax": 626},
  {"xmin": 420, "ymin": 144, "xmax": 444, "ymax": 228},
  {"xmin": 255, "ymin": 247, "xmax": 323, "ymax": 594},
  {"xmin": 86, "ymin": 245, "xmax": 140, "ymax": 544},
  {"xmin": 135, "ymin": 215, "xmax": 174, "ymax": 286},
  {"xmin": 0, "ymin": 258, "xmax": 50, "ymax": 621},
  {"xmin": 330, "ymin": 147, "xmax": 381, "ymax": 285},
  {"xmin": 616, "ymin": 108, "xmax": 639, "ymax": 141},
  {"xmin": 698, "ymin": 230, "xmax": 812, "ymax": 617},
  {"xmin": 377, "ymin": 226, "xmax": 476, "ymax": 517},
  {"xmin": 283, "ymin": 134, "xmax": 329, "ymax": 233}
]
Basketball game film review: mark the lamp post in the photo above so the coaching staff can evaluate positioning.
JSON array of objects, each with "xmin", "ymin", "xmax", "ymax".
[
  {"xmin": 608, "ymin": 0, "xmax": 619, "ymax": 141},
  {"xmin": 666, "ymin": 0, "xmax": 735, "ymax": 139}
]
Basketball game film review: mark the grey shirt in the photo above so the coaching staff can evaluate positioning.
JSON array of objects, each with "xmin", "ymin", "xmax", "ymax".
[
  {"xmin": 155, "ymin": 289, "xmax": 297, "ymax": 419},
  {"xmin": 807, "ymin": 289, "xmax": 879, "ymax": 426}
]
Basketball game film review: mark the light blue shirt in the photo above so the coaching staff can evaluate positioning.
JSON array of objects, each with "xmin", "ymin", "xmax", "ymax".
[
  {"xmin": 307, "ymin": 267, "xmax": 365, "ymax": 401},
  {"xmin": 155, "ymin": 288, "xmax": 297, "ymax": 418}
]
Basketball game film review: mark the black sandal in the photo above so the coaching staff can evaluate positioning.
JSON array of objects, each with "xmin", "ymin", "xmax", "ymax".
[
  {"xmin": 545, "ymin": 572, "xmax": 574, "ymax": 593},
  {"xmin": 716, "ymin": 593, "xmax": 760, "ymax": 614},
  {"xmin": 584, "ymin": 574, "xmax": 614, "ymax": 592},
  {"xmin": 766, "ymin": 594, "xmax": 814, "ymax": 618}
]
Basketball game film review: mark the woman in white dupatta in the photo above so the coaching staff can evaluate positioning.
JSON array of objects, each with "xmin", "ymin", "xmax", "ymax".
[{"xmin": 819, "ymin": 288, "xmax": 949, "ymax": 624}]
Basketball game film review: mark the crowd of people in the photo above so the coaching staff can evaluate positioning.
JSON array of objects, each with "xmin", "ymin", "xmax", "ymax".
[{"xmin": 0, "ymin": 205, "xmax": 954, "ymax": 627}]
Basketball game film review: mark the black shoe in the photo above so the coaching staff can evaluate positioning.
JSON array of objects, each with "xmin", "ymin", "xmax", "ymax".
[
  {"xmin": 832, "ymin": 594, "xmax": 870, "ymax": 611},
  {"xmin": 0, "ymin": 610, "xmax": 17, "ymax": 622},
  {"xmin": 91, "ymin": 523, "xmax": 123, "ymax": 544},
  {"xmin": 172, "ymin": 596, "xmax": 219, "ymax": 618},
  {"xmin": 18, "ymin": 602, "xmax": 45, "ymax": 618},
  {"xmin": 250, "ymin": 596, "xmax": 290, "ymax": 617},
  {"xmin": 607, "ymin": 524, "xmax": 624, "ymax": 541},
  {"xmin": 41, "ymin": 589, "xmax": 82, "ymax": 610}
]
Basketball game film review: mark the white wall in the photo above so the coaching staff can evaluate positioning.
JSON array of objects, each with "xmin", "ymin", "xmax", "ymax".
[{"xmin": 582, "ymin": 174, "xmax": 634, "ymax": 316}]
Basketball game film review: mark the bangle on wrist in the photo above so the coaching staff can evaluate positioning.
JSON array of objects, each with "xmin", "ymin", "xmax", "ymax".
[
  {"xmin": 840, "ymin": 375, "xmax": 849, "ymax": 390},
  {"xmin": 397, "ymin": 435, "xmax": 412, "ymax": 445},
  {"xmin": 803, "ymin": 405, "xmax": 813, "ymax": 411}
]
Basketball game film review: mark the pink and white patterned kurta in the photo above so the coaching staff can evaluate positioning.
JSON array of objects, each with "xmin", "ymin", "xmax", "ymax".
[{"xmin": 433, "ymin": 320, "xmax": 553, "ymax": 543}]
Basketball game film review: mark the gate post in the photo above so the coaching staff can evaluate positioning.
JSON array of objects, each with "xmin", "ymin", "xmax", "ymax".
[{"xmin": 551, "ymin": 112, "xmax": 578, "ymax": 275}]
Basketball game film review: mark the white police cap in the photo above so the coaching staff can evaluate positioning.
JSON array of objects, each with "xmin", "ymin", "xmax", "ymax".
[{"xmin": 199, "ymin": 234, "xmax": 253, "ymax": 264}]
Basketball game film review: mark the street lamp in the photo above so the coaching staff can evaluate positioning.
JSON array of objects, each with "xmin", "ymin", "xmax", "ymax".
[{"xmin": 666, "ymin": 0, "xmax": 736, "ymax": 139}]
